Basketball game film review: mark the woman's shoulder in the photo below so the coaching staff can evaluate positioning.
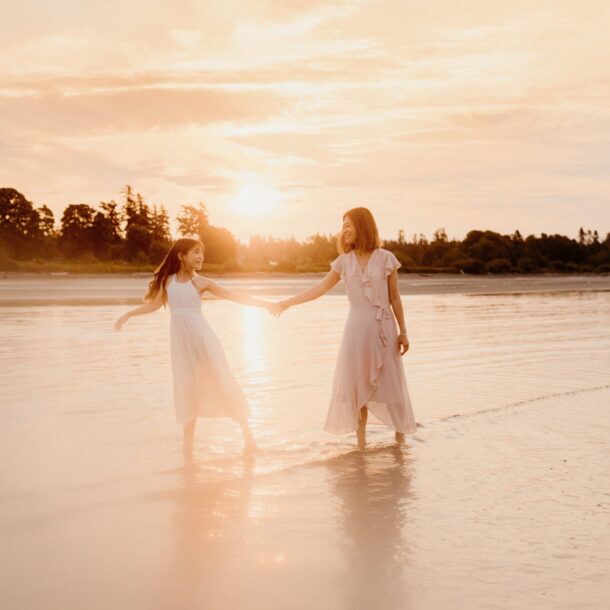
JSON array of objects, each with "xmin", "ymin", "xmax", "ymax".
[{"xmin": 377, "ymin": 247, "xmax": 399, "ymax": 259}]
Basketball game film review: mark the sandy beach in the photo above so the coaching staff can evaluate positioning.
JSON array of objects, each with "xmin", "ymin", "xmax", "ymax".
[
  {"xmin": 1, "ymin": 277, "xmax": 609, "ymax": 609},
  {"xmin": 0, "ymin": 273, "xmax": 608, "ymax": 306}
]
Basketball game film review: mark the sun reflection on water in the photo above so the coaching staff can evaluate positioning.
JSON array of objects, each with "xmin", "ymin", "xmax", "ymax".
[{"xmin": 240, "ymin": 306, "xmax": 266, "ymax": 377}]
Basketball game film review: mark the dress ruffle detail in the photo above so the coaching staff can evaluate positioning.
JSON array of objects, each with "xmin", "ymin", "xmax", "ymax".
[{"xmin": 359, "ymin": 253, "xmax": 392, "ymax": 392}]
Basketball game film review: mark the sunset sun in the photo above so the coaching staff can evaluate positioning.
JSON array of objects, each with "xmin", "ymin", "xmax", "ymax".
[{"xmin": 231, "ymin": 180, "xmax": 279, "ymax": 217}]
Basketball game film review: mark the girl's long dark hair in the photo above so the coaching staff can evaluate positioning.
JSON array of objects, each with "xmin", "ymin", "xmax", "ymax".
[{"xmin": 144, "ymin": 238, "xmax": 203, "ymax": 305}]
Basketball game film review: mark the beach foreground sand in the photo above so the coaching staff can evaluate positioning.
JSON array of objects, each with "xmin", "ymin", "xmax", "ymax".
[{"xmin": 1, "ymin": 388, "xmax": 608, "ymax": 610}]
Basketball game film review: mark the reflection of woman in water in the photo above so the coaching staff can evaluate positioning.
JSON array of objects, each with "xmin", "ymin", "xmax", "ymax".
[
  {"xmin": 326, "ymin": 445, "xmax": 413, "ymax": 610},
  {"xmin": 278, "ymin": 207, "xmax": 417, "ymax": 447}
]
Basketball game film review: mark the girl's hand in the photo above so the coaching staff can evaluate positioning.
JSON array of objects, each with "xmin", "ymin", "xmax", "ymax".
[
  {"xmin": 398, "ymin": 334, "xmax": 409, "ymax": 355},
  {"xmin": 115, "ymin": 313, "xmax": 129, "ymax": 331}
]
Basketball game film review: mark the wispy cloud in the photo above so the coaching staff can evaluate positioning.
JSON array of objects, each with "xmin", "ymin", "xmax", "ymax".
[{"xmin": 1, "ymin": 0, "xmax": 609, "ymax": 240}]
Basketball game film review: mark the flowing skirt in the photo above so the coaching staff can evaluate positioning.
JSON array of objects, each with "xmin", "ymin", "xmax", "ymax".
[
  {"xmin": 170, "ymin": 311, "xmax": 249, "ymax": 424},
  {"xmin": 325, "ymin": 307, "xmax": 416, "ymax": 434}
]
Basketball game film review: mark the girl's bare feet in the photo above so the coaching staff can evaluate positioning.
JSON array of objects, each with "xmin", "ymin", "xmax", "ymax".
[
  {"xmin": 243, "ymin": 438, "xmax": 258, "ymax": 455},
  {"xmin": 240, "ymin": 421, "xmax": 258, "ymax": 454},
  {"xmin": 182, "ymin": 439, "xmax": 194, "ymax": 461}
]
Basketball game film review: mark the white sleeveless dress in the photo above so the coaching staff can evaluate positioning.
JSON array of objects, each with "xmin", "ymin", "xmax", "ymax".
[
  {"xmin": 326, "ymin": 248, "xmax": 416, "ymax": 434},
  {"xmin": 167, "ymin": 274, "xmax": 249, "ymax": 424}
]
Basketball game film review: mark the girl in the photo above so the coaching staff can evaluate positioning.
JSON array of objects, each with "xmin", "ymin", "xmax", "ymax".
[
  {"xmin": 115, "ymin": 238, "xmax": 278, "ymax": 456},
  {"xmin": 277, "ymin": 207, "xmax": 416, "ymax": 448}
]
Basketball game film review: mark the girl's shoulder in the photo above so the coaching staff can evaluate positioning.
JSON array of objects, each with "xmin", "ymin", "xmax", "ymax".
[{"xmin": 192, "ymin": 273, "xmax": 210, "ymax": 288}]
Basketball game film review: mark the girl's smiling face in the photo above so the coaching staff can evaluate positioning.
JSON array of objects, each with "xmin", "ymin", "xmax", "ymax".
[
  {"xmin": 342, "ymin": 216, "xmax": 357, "ymax": 246},
  {"xmin": 180, "ymin": 245, "xmax": 205, "ymax": 271}
]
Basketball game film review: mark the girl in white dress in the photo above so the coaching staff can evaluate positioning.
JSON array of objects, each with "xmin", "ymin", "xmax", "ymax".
[
  {"xmin": 115, "ymin": 238, "xmax": 277, "ymax": 455},
  {"xmin": 277, "ymin": 208, "xmax": 416, "ymax": 448}
]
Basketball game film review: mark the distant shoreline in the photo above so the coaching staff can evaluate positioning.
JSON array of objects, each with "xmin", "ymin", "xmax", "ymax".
[
  {"xmin": 1, "ymin": 273, "xmax": 609, "ymax": 307},
  {"xmin": 1, "ymin": 270, "xmax": 609, "ymax": 279}
]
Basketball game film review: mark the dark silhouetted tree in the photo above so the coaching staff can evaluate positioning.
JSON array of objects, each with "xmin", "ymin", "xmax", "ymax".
[
  {"xmin": 59, "ymin": 204, "xmax": 96, "ymax": 258},
  {"xmin": 123, "ymin": 186, "xmax": 152, "ymax": 261},
  {"xmin": 0, "ymin": 188, "xmax": 43, "ymax": 259}
]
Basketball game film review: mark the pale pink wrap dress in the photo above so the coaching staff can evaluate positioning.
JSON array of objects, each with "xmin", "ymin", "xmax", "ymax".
[{"xmin": 326, "ymin": 248, "xmax": 417, "ymax": 434}]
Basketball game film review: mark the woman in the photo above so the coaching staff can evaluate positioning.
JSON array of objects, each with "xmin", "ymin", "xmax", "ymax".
[{"xmin": 277, "ymin": 207, "xmax": 416, "ymax": 447}]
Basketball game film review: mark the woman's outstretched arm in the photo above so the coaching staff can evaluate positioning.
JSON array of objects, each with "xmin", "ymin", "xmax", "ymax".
[
  {"xmin": 387, "ymin": 268, "xmax": 409, "ymax": 355},
  {"xmin": 195, "ymin": 276, "xmax": 277, "ymax": 312},
  {"xmin": 279, "ymin": 270, "xmax": 340, "ymax": 312},
  {"xmin": 115, "ymin": 290, "xmax": 163, "ymax": 330}
]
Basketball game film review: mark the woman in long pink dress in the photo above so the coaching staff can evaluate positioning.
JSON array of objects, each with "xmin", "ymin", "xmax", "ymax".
[{"xmin": 278, "ymin": 207, "xmax": 416, "ymax": 447}]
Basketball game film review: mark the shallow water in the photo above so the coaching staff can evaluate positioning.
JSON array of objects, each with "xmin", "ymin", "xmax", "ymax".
[{"xmin": 0, "ymin": 278, "xmax": 609, "ymax": 609}]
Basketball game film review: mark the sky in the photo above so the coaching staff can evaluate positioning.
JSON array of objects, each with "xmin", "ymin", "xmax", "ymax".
[{"xmin": 1, "ymin": 0, "xmax": 609, "ymax": 243}]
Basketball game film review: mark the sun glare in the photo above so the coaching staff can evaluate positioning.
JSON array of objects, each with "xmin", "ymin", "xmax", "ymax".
[{"xmin": 231, "ymin": 180, "xmax": 279, "ymax": 217}]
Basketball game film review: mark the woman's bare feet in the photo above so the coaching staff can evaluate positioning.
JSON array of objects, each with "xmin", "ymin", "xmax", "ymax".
[
  {"xmin": 357, "ymin": 407, "xmax": 368, "ymax": 449},
  {"xmin": 240, "ymin": 421, "xmax": 258, "ymax": 454},
  {"xmin": 182, "ymin": 419, "xmax": 196, "ymax": 459}
]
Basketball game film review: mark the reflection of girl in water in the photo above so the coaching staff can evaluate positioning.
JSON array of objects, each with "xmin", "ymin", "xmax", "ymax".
[{"xmin": 278, "ymin": 207, "xmax": 417, "ymax": 447}]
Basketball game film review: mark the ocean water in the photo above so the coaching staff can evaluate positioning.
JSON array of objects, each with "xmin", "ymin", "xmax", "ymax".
[{"xmin": 0, "ymin": 277, "xmax": 609, "ymax": 609}]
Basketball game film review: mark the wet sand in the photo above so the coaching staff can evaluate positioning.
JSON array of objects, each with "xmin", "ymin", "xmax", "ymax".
[
  {"xmin": 2, "ymin": 389, "xmax": 608, "ymax": 610},
  {"xmin": 0, "ymin": 279, "xmax": 609, "ymax": 609}
]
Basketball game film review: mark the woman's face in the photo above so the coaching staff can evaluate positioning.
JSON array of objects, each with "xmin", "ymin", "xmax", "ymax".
[
  {"xmin": 181, "ymin": 245, "xmax": 205, "ymax": 271},
  {"xmin": 342, "ymin": 216, "xmax": 357, "ymax": 245}
]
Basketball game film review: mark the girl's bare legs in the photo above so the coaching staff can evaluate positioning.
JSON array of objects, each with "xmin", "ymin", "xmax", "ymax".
[
  {"xmin": 239, "ymin": 418, "xmax": 257, "ymax": 453},
  {"xmin": 395, "ymin": 431, "xmax": 405, "ymax": 444},
  {"xmin": 183, "ymin": 419, "xmax": 196, "ymax": 457},
  {"xmin": 357, "ymin": 406, "xmax": 368, "ymax": 449}
]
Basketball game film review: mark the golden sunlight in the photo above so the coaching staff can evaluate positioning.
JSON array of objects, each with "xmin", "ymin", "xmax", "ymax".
[{"xmin": 231, "ymin": 178, "xmax": 279, "ymax": 217}]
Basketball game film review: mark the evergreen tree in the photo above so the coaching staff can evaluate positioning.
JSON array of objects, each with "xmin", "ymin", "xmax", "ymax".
[
  {"xmin": 177, "ymin": 202, "xmax": 209, "ymax": 238},
  {"xmin": 149, "ymin": 204, "xmax": 172, "ymax": 263},
  {"xmin": 99, "ymin": 200, "xmax": 123, "ymax": 243},
  {"xmin": 122, "ymin": 186, "xmax": 152, "ymax": 261}
]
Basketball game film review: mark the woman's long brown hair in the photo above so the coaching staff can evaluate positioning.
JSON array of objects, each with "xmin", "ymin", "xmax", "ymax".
[
  {"xmin": 144, "ymin": 238, "xmax": 204, "ymax": 305},
  {"xmin": 337, "ymin": 207, "xmax": 381, "ymax": 253}
]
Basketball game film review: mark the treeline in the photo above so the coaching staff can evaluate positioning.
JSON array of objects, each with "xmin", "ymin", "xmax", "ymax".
[
  {"xmin": 383, "ymin": 228, "xmax": 610, "ymax": 274},
  {"xmin": 1, "ymin": 186, "xmax": 609, "ymax": 274}
]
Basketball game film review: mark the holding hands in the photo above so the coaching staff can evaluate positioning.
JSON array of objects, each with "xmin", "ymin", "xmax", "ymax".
[{"xmin": 264, "ymin": 300, "xmax": 290, "ymax": 317}]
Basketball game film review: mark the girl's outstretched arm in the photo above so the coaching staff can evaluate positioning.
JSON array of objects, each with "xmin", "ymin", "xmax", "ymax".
[
  {"xmin": 195, "ymin": 276, "xmax": 277, "ymax": 313},
  {"xmin": 115, "ymin": 290, "xmax": 163, "ymax": 330},
  {"xmin": 278, "ymin": 270, "xmax": 340, "ymax": 313},
  {"xmin": 387, "ymin": 268, "xmax": 409, "ymax": 355}
]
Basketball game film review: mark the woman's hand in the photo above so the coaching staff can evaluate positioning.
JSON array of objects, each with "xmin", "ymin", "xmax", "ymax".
[
  {"xmin": 270, "ymin": 300, "xmax": 291, "ymax": 317},
  {"xmin": 398, "ymin": 334, "xmax": 409, "ymax": 355},
  {"xmin": 115, "ymin": 313, "xmax": 129, "ymax": 331}
]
